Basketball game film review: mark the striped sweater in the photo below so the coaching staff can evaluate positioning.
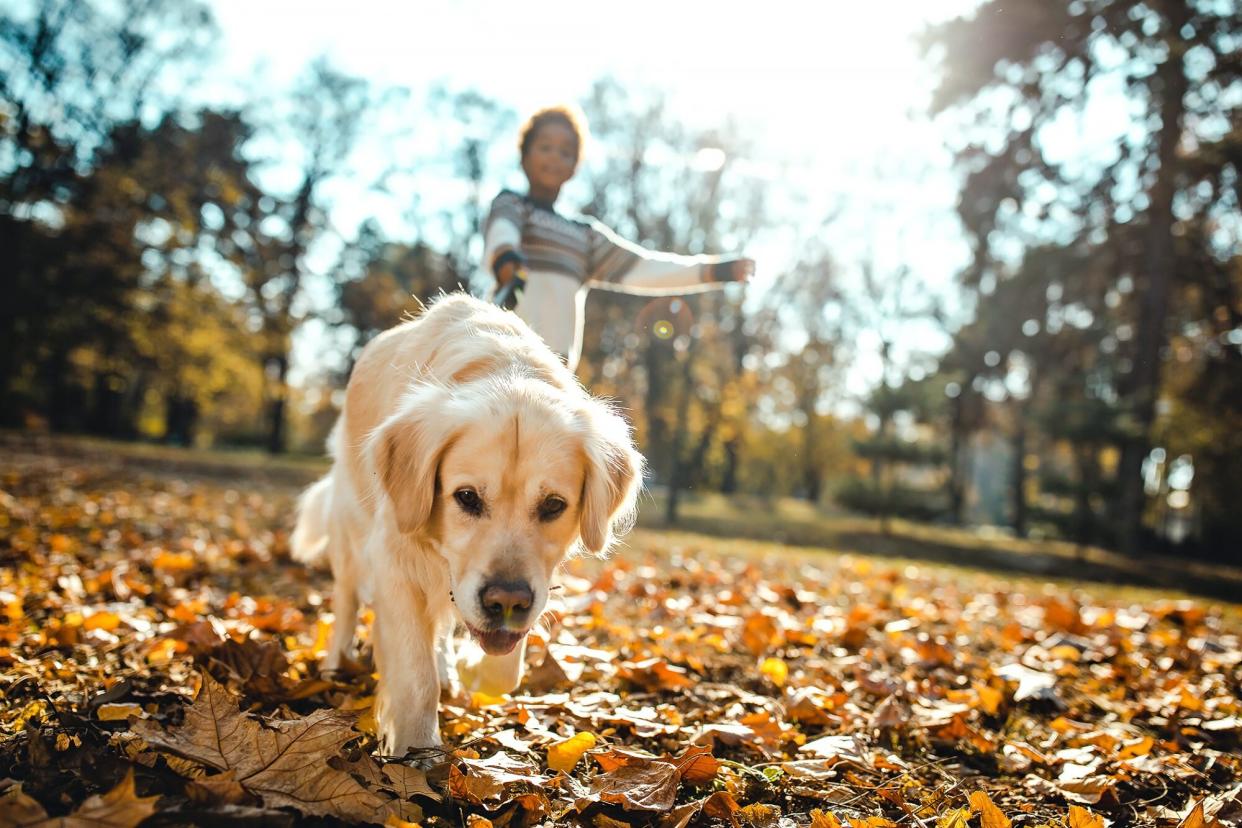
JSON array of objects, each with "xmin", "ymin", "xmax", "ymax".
[{"xmin": 483, "ymin": 190, "xmax": 726, "ymax": 369}]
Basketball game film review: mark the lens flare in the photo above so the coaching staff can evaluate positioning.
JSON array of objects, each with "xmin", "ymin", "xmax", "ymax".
[{"xmin": 653, "ymin": 320, "xmax": 674, "ymax": 340}]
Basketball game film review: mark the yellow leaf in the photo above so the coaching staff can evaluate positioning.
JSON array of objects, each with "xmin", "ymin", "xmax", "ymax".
[
  {"xmin": 810, "ymin": 810, "xmax": 844, "ymax": 828},
  {"xmin": 1116, "ymin": 736, "xmax": 1153, "ymax": 760},
  {"xmin": 969, "ymin": 791, "xmax": 1012, "ymax": 828},
  {"xmin": 464, "ymin": 816, "xmax": 493, "ymax": 828},
  {"xmin": 547, "ymin": 731, "xmax": 597, "ymax": 773},
  {"xmin": 97, "ymin": 703, "xmax": 146, "ymax": 722},
  {"xmin": 470, "ymin": 691, "xmax": 507, "ymax": 708},
  {"xmin": 84, "ymin": 611, "xmax": 122, "ymax": 632},
  {"xmin": 937, "ymin": 807, "xmax": 972, "ymax": 828},
  {"xmin": 357, "ymin": 705, "xmax": 377, "ymax": 736},
  {"xmin": 384, "ymin": 817, "xmax": 422, "ymax": 828},
  {"xmin": 760, "ymin": 657, "xmax": 789, "ymax": 688},
  {"xmin": 1066, "ymin": 806, "xmax": 1105, "ymax": 828},
  {"xmin": 153, "ymin": 550, "xmax": 196, "ymax": 571},
  {"xmin": 853, "ymin": 818, "xmax": 896, "ymax": 828}
]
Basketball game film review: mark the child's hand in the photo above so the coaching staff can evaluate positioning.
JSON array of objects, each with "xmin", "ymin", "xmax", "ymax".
[
  {"xmin": 733, "ymin": 258, "xmax": 755, "ymax": 282},
  {"xmin": 711, "ymin": 258, "xmax": 755, "ymax": 283},
  {"xmin": 496, "ymin": 260, "xmax": 517, "ymax": 286}
]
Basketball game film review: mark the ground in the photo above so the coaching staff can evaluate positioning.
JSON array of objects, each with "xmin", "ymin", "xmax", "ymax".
[{"xmin": 0, "ymin": 437, "xmax": 1239, "ymax": 827}]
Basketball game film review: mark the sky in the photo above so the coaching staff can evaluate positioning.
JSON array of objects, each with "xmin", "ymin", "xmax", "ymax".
[{"xmin": 196, "ymin": 0, "xmax": 982, "ymax": 398}]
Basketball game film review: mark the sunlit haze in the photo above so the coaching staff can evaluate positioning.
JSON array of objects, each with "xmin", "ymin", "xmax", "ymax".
[{"xmin": 200, "ymin": 0, "xmax": 981, "ymax": 396}]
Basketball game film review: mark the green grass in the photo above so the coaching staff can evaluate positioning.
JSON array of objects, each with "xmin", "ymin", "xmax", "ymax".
[
  {"xmin": 637, "ymin": 489, "xmax": 1242, "ymax": 605},
  {"xmin": 1, "ymin": 429, "xmax": 328, "ymax": 484}
]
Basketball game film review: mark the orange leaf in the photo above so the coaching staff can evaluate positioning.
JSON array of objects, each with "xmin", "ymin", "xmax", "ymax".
[
  {"xmin": 1178, "ymin": 801, "xmax": 1224, "ymax": 828},
  {"xmin": 810, "ymin": 810, "xmax": 844, "ymax": 828},
  {"xmin": 969, "ymin": 791, "xmax": 1011, "ymax": 828},
  {"xmin": 1066, "ymin": 805, "xmax": 1105, "ymax": 828}
]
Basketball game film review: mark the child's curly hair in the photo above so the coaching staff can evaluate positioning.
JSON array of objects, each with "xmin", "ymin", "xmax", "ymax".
[{"xmin": 518, "ymin": 105, "xmax": 589, "ymax": 167}]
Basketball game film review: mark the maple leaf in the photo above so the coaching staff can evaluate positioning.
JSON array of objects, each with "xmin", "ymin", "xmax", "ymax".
[
  {"xmin": 185, "ymin": 769, "xmax": 252, "ymax": 806},
  {"xmin": 132, "ymin": 672, "xmax": 389, "ymax": 821}
]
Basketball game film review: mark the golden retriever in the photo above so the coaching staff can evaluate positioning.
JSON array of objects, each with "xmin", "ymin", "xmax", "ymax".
[{"xmin": 290, "ymin": 294, "xmax": 642, "ymax": 756}]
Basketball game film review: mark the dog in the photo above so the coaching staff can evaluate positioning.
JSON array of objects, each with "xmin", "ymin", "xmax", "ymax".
[{"xmin": 290, "ymin": 293, "xmax": 642, "ymax": 756}]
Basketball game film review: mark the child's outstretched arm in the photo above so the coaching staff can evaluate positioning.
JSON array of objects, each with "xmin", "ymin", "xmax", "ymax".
[{"xmin": 586, "ymin": 219, "xmax": 752, "ymax": 295}]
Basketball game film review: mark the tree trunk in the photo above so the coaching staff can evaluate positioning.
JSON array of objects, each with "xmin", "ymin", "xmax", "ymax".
[
  {"xmin": 664, "ymin": 346, "xmax": 697, "ymax": 525},
  {"xmin": 720, "ymin": 437, "xmax": 740, "ymax": 494},
  {"xmin": 801, "ymin": 400, "xmax": 820, "ymax": 503},
  {"xmin": 1117, "ymin": 5, "xmax": 1188, "ymax": 556},
  {"xmin": 266, "ymin": 353, "xmax": 289, "ymax": 454},
  {"xmin": 947, "ymin": 391, "xmax": 966, "ymax": 524},
  {"xmin": 1011, "ymin": 405, "xmax": 1028, "ymax": 538}
]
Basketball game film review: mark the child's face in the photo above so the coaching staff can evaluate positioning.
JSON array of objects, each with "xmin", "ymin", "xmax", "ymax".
[{"xmin": 522, "ymin": 121, "xmax": 578, "ymax": 198}]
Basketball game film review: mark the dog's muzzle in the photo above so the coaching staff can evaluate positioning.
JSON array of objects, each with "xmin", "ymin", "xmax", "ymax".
[{"xmin": 467, "ymin": 579, "xmax": 534, "ymax": 655}]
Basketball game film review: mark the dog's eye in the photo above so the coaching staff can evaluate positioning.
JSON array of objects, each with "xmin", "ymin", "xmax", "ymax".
[
  {"xmin": 454, "ymin": 488, "xmax": 484, "ymax": 516},
  {"xmin": 538, "ymin": 496, "xmax": 567, "ymax": 522}
]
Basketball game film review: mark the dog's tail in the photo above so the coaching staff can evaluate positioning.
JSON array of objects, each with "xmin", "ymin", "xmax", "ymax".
[{"xmin": 290, "ymin": 474, "xmax": 333, "ymax": 568}]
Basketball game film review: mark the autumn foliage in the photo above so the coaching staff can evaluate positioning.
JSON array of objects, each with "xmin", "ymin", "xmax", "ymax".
[{"xmin": 1, "ymin": 449, "xmax": 1240, "ymax": 826}]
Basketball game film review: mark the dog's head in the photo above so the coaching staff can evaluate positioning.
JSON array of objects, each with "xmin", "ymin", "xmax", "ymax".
[{"xmin": 372, "ymin": 376, "xmax": 641, "ymax": 655}]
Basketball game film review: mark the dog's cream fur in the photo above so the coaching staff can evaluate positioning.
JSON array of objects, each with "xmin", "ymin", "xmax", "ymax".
[{"xmin": 290, "ymin": 294, "xmax": 642, "ymax": 755}]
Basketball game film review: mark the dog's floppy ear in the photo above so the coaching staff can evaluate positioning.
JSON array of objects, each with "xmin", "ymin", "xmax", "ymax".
[
  {"xmin": 371, "ymin": 384, "xmax": 457, "ymax": 536},
  {"xmin": 578, "ymin": 403, "xmax": 643, "ymax": 555}
]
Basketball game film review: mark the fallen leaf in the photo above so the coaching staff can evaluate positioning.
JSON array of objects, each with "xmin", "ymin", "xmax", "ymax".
[
  {"xmin": 759, "ymin": 657, "xmax": 788, "ymax": 687},
  {"xmin": 590, "ymin": 757, "xmax": 680, "ymax": 812},
  {"xmin": 1066, "ymin": 805, "xmax": 1105, "ymax": 828},
  {"xmin": 969, "ymin": 791, "xmax": 1012, "ymax": 828},
  {"xmin": 133, "ymin": 672, "xmax": 387, "ymax": 821},
  {"xmin": 547, "ymin": 730, "xmax": 597, "ymax": 772}
]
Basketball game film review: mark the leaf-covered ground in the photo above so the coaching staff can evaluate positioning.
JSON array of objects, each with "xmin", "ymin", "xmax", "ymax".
[{"xmin": 1, "ymin": 448, "xmax": 1240, "ymax": 828}]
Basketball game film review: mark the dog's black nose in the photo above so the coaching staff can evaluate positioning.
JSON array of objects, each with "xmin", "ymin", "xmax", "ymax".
[{"xmin": 479, "ymin": 580, "xmax": 534, "ymax": 625}]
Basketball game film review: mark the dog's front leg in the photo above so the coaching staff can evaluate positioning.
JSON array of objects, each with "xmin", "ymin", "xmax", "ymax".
[{"xmin": 371, "ymin": 582, "xmax": 442, "ymax": 757}]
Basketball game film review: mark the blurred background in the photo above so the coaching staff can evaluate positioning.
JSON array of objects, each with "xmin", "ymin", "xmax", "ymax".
[{"xmin": 2, "ymin": 0, "xmax": 1238, "ymax": 563}]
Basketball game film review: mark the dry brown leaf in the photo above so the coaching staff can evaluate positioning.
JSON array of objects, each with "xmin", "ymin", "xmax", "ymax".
[
  {"xmin": 448, "ymin": 751, "xmax": 546, "ymax": 805},
  {"xmin": 666, "ymin": 744, "xmax": 719, "ymax": 786},
  {"xmin": 185, "ymin": 769, "xmax": 252, "ymax": 806},
  {"xmin": 701, "ymin": 791, "xmax": 741, "ymax": 825},
  {"xmin": 0, "ymin": 770, "xmax": 159, "ymax": 828},
  {"xmin": 590, "ymin": 758, "xmax": 680, "ymax": 812},
  {"xmin": 132, "ymin": 672, "xmax": 386, "ymax": 821}
]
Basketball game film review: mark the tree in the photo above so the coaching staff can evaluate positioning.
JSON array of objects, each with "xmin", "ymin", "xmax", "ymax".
[
  {"xmin": 232, "ymin": 58, "xmax": 374, "ymax": 454},
  {"xmin": 923, "ymin": 0, "xmax": 1240, "ymax": 554},
  {"xmin": 0, "ymin": 0, "xmax": 217, "ymax": 420},
  {"xmin": 573, "ymin": 78, "xmax": 769, "ymax": 522}
]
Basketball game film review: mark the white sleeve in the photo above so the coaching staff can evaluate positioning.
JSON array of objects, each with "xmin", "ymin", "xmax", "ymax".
[
  {"xmin": 585, "ymin": 219, "xmax": 726, "ymax": 295},
  {"xmin": 482, "ymin": 192, "xmax": 525, "ymax": 278}
]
